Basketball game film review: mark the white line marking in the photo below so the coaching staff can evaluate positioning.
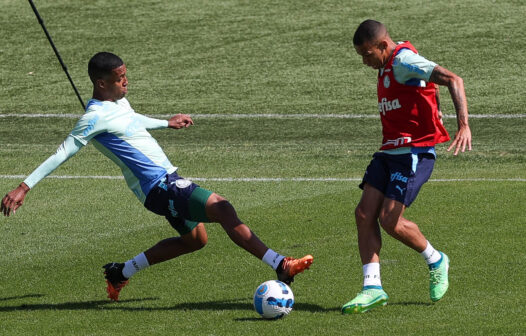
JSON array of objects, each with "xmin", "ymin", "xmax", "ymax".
[
  {"xmin": 0, "ymin": 175, "xmax": 524, "ymax": 182},
  {"xmin": 0, "ymin": 113, "xmax": 524, "ymax": 119},
  {"xmin": 189, "ymin": 177, "xmax": 362, "ymax": 182}
]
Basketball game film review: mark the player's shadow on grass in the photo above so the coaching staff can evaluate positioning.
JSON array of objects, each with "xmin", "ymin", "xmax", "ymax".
[
  {"xmin": 155, "ymin": 300, "xmax": 338, "ymax": 314},
  {"xmin": 0, "ymin": 296, "xmax": 158, "ymax": 312},
  {"xmin": 0, "ymin": 296, "xmax": 338, "ymax": 315},
  {"xmin": 234, "ymin": 303, "xmax": 341, "ymax": 321},
  {"xmin": 391, "ymin": 301, "xmax": 433, "ymax": 306},
  {"xmin": 0, "ymin": 294, "xmax": 45, "ymax": 302},
  {"xmin": 104, "ymin": 298, "xmax": 336, "ymax": 314}
]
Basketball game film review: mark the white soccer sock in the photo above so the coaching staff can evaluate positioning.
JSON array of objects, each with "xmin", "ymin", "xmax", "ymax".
[
  {"xmin": 262, "ymin": 249, "xmax": 285, "ymax": 270},
  {"xmin": 363, "ymin": 262, "xmax": 382, "ymax": 288},
  {"xmin": 122, "ymin": 252, "xmax": 150, "ymax": 279},
  {"xmin": 420, "ymin": 241, "xmax": 441, "ymax": 265}
]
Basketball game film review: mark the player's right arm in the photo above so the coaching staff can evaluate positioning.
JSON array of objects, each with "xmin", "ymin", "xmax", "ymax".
[
  {"xmin": 2, "ymin": 110, "xmax": 102, "ymax": 217},
  {"xmin": 1, "ymin": 136, "xmax": 83, "ymax": 216},
  {"xmin": 429, "ymin": 65, "xmax": 471, "ymax": 155},
  {"xmin": 435, "ymin": 84, "xmax": 443, "ymax": 124}
]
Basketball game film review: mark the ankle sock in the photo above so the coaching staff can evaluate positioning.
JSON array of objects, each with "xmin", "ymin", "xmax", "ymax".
[
  {"xmin": 420, "ymin": 241, "xmax": 442, "ymax": 265},
  {"xmin": 122, "ymin": 252, "xmax": 150, "ymax": 279},
  {"xmin": 363, "ymin": 262, "xmax": 382, "ymax": 288},
  {"xmin": 262, "ymin": 249, "xmax": 285, "ymax": 270}
]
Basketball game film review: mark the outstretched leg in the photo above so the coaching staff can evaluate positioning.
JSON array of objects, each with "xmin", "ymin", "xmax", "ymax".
[
  {"xmin": 103, "ymin": 186, "xmax": 313, "ymax": 301},
  {"xmin": 205, "ymin": 193, "xmax": 267, "ymax": 259},
  {"xmin": 205, "ymin": 193, "xmax": 313, "ymax": 284}
]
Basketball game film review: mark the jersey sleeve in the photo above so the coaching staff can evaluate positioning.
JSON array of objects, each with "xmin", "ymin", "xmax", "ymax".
[
  {"xmin": 23, "ymin": 135, "xmax": 84, "ymax": 189},
  {"xmin": 69, "ymin": 110, "xmax": 106, "ymax": 145},
  {"xmin": 392, "ymin": 49, "xmax": 437, "ymax": 85},
  {"xmin": 133, "ymin": 113, "xmax": 169, "ymax": 130}
]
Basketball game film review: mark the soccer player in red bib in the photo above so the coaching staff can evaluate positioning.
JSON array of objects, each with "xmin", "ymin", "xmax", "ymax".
[{"xmin": 342, "ymin": 20, "xmax": 472, "ymax": 314}]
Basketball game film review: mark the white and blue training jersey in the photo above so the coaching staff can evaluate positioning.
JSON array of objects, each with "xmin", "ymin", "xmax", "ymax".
[{"xmin": 24, "ymin": 98, "xmax": 176, "ymax": 203}]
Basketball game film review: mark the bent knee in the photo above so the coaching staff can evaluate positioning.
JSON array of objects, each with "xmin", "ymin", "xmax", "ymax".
[
  {"xmin": 185, "ymin": 235, "xmax": 207, "ymax": 251},
  {"xmin": 355, "ymin": 205, "xmax": 374, "ymax": 227},
  {"xmin": 206, "ymin": 193, "xmax": 238, "ymax": 222},
  {"xmin": 183, "ymin": 224, "xmax": 208, "ymax": 250},
  {"xmin": 194, "ymin": 235, "xmax": 208, "ymax": 250},
  {"xmin": 355, "ymin": 205, "xmax": 366, "ymax": 222},
  {"xmin": 207, "ymin": 193, "xmax": 230, "ymax": 211}
]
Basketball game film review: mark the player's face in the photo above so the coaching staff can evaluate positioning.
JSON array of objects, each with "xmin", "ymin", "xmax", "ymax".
[
  {"xmin": 355, "ymin": 41, "xmax": 385, "ymax": 70},
  {"xmin": 103, "ymin": 64, "xmax": 128, "ymax": 101}
]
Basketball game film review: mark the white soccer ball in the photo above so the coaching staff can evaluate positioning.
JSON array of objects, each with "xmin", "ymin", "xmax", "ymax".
[{"xmin": 253, "ymin": 280, "xmax": 294, "ymax": 319}]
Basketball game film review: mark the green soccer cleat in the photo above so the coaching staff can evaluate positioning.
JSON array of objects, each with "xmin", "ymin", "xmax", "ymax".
[
  {"xmin": 429, "ymin": 252, "xmax": 450, "ymax": 302},
  {"xmin": 341, "ymin": 287, "xmax": 389, "ymax": 314}
]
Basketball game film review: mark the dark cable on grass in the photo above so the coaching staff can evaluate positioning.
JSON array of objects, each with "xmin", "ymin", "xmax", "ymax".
[{"xmin": 28, "ymin": 0, "xmax": 86, "ymax": 110}]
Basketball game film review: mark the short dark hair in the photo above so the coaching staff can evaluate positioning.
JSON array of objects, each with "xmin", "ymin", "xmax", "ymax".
[
  {"xmin": 88, "ymin": 52, "xmax": 124, "ymax": 83},
  {"xmin": 353, "ymin": 19, "xmax": 387, "ymax": 46}
]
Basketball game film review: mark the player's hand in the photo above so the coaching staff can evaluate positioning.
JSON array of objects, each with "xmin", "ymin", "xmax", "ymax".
[
  {"xmin": 1, "ymin": 184, "xmax": 30, "ymax": 217},
  {"xmin": 168, "ymin": 114, "xmax": 194, "ymax": 129},
  {"xmin": 447, "ymin": 125, "xmax": 472, "ymax": 156}
]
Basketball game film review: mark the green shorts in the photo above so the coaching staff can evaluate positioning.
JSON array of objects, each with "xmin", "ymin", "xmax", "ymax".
[{"xmin": 144, "ymin": 173, "xmax": 214, "ymax": 235}]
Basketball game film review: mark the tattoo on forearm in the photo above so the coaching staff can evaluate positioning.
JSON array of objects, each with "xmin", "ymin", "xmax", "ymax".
[
  {"xmin": 435, "ymin": 86, "xmax": 441, "ymax": 111},
  {"xmin": 451, "ymin": 86, "xmax": 468, "ymax": 126}
]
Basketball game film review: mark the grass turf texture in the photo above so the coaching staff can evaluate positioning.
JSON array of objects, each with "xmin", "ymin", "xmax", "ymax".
[{"xmin": 1, "ymin": 0, "xmax": 525, "ymax": 335}]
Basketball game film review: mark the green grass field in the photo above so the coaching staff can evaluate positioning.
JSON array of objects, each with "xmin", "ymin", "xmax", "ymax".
[{"xmin": 1, "ymin": 0, "xmax": 525, "ymax": 335}]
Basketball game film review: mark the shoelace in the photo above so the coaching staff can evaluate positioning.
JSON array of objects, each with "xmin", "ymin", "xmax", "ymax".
[
  {"xmin": 281, "ymin": 257, "xmax": 296, "ymax": 275},
  {"xmin": 429, "ymin": 269, "xmax": 442, "ymax": 284}
]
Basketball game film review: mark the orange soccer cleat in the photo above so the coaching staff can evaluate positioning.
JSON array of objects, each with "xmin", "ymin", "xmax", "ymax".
[
  {"xmin": 276, "ymin": 255, "xmax": 314, "ymax": 284},
  {"xmin": 103, "ymin": 262, "xmax": 129, "ymax": 301}
]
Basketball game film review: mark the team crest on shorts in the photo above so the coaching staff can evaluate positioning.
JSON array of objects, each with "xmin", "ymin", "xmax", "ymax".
[{"xmin": 175, "ymin": 179, "xmax": 192, "ymax": 189}]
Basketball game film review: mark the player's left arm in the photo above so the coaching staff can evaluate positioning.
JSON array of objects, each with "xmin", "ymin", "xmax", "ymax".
[
  {"xmin": 134, "ymin": 113, "xmax": 169, "ymax": 130},
  {"xmin": 429, "ymin": 65, "xmax": 472, "ymax": 155},
  {"xmin": 133, "ymin": 113, "xmax": 193, "ymax": 130}
]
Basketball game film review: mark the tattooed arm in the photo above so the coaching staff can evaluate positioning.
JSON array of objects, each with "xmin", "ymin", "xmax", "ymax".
[
  {"xmin": 429, "ymin": 65, "xmax": 472, "ymax": 155},
  {"xmin": 435, "ymin": 84, "xmax": 443, "ymax": 124}
]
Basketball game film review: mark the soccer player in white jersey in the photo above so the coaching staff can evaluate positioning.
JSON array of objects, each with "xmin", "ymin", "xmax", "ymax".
[
  {"xmin": 1, "ymin": 52, "xmax": 313, "ymax": 301},
  {"xmin": 341, "ymin": 20, "xmax": 471, "ymax": 314}
]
